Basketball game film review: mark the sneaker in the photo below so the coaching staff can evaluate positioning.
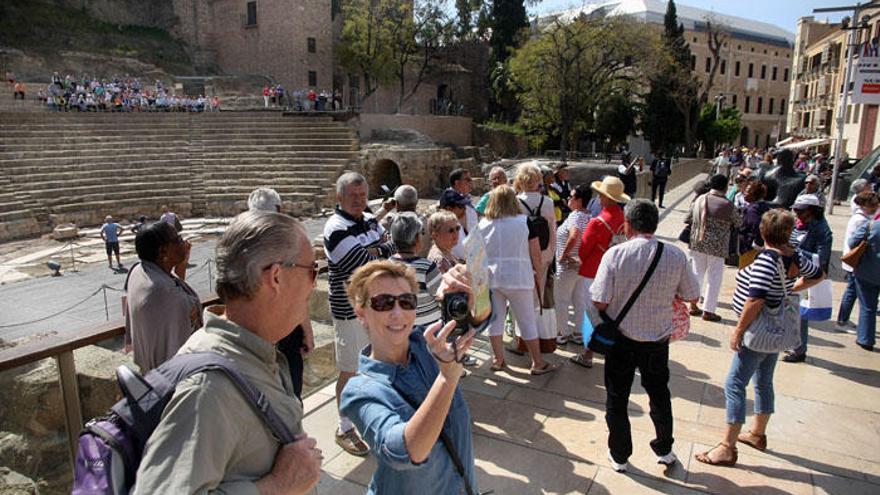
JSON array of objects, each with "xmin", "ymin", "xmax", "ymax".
[
  {"xmin": 461, "ymin": 354, "xmax": 478, "ymax": 367},
  {"xmin": 556, "ymin": 335, "xmax": 569, "ymax": 345},
  {"xmin": 857, "ymin": 342, "xmax": 875, "ymax": 352},
  {"xmin": 335, "ymin": 428, "xmax": 369, "ymax": 457},
  {"xmin": 782, "ymin": 352, "xmax": 806, "ymax": 363},
  {"xmin": 657, "ymin": 452, "xmax": 678, "ymax": 466},
  {"xmin": 607, "ymin": 451, "xmax": 629, "ymax": 473}
]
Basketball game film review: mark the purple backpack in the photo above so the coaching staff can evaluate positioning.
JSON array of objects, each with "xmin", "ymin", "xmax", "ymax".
[{"xmin": 72, "ymin": 352, "xmax": 295, "ymax": 495}]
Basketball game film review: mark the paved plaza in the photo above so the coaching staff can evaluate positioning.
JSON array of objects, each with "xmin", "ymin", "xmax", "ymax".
[{"xmin": 304, "ymin": 175, "xmax": 880, "ymax": 494}]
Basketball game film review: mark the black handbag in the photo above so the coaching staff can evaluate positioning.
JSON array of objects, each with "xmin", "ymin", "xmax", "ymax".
[
  {"xmin": 588, "ymin": 243, "xmax": 665, "ymax": 355},
  {"xmin": 678, "ymin": 225, "xmax": 691, "ymax": 244}
]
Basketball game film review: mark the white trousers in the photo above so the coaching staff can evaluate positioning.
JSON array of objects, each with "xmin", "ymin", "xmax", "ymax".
[
  {"xmin": 690, "ymin": 251, "xmax": 724, "ymax": 313},
  {"xmin": 490, "ymin": 288, "xmax": 538, "ymax": 340},
  {"xmin": 555, "ymin": 270, "xmax": 587, "ymax": 337}
]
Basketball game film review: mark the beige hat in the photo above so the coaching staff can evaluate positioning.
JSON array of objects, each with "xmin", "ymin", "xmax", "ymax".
[{"xmin": 591, "ymin": 176, "xmax": 631, "ymax": 203}]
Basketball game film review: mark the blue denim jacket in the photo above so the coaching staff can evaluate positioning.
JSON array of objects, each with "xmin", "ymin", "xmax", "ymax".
[
  {"xmin": 340, "ymin": 327, "xmax": 477, "ymax": 495},
  {"xmin": 849, "ymin": 218, "xmax": 880, "ymax": 283},
  {"xmin": 790, "ymin": 217, "xmax": 833, "ymax": 273}
]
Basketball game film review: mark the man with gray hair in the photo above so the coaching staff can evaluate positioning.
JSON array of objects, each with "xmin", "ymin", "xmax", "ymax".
[
  {"xmin": 322, "ymin": 171, "xmax": 394, "ymax": 456},
  {"xmin": 134, "ymin": 210, "xmax": 322, "ymax": 494},
  {"xmin": 475, "ymin": 166, "xmax": 508, "ymax": 214},
  {"xmin": 248, "ymin": 187, "xmax": 313, "ymax": 399},
  {"xmin": 590, "ymin": 199, "xmax": 700, "ymax": 472},
  {"xmin": 247, "ymin": 187, "xmax": 283, "ymax": 212},
  {"xmin": 375, "ymin": 185, "xmax": 428, "ymax": 254}
]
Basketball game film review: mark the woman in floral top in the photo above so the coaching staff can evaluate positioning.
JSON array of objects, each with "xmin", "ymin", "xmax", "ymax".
[{"xmin": 686, "ymin": 174, "xmax": 741, "ymax": 322}]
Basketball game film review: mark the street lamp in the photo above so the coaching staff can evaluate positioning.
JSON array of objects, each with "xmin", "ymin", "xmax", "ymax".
[{"xmin": 813, "ymin": 3, "xmax": 879, "ymax": 214}]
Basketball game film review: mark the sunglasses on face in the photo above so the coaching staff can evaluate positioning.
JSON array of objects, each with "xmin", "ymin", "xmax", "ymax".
[
  {"xmin": 264, "ymin": 260, "xmax": 319, "ymax": 282},
  {"xmin": 369, "ymin": 293, "xmax": 418, "ymax": 311}
]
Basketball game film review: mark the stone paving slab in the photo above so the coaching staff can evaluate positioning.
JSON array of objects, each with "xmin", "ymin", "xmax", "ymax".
[{"xmin": 297, "ymin": 174, "xmax": 880, "ymax": 494}]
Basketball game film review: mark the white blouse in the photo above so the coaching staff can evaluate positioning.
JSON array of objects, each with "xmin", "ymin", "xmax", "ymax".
[{"xmin": 478, "ymin": 216, "xmax": 535, "ymax": 290}]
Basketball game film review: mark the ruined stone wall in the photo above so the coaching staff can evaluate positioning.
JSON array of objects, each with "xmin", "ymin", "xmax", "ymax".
[
  {"xmin": 358, "ymin": 114, "xmax": 473, "ymax": 147},
  {"xmin": 57, "ymin": 0, "xmax": 178, "ymax": 29}
]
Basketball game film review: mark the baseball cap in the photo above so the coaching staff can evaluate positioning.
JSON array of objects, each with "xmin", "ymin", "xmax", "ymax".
[
  {"xmin": 439, "ymin": 189, "xmax": 469, "ymax": 208},
  {"xmin": 792, "ymin": 194, "xmax": 822, "ymax": 210}
]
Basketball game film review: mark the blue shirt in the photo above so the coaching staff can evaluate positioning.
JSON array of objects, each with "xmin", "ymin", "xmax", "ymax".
[
  {"xmin": 101, "ymin": 222, "xmax": 121, "ymax": 243},
  {"xmin": 340, "ymin": 328, "xmax": 477, "ymax": 495},
  {"xmin": 790, "ymin": 217, "xmax": 833, "ymax": 273},
  {"xmin": 849, "ymin": 216, "xmax": 880, "ymax": 284}
]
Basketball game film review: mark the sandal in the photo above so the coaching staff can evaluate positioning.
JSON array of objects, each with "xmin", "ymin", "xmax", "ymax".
[
  {"xmin": 695, "ymin": 443, "xmax": 738, "ymax": 466},
  {"xmin": 738, "ymin": 431, "xmax": 767, "ymax": 452},
  {"xmin": 569, "ymin": 354, "xmax": 593, "ymax": 368},
  {"xmin": 490, "ymin": 360, "xmax": 506, "ymax": 372},
  {"xmin": 530, "ymin": 362, "xmax": 558, "ymax": 375}
]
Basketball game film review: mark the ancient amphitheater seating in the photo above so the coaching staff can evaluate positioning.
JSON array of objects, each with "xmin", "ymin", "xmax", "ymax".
[{"xmin": 0, "ymin": 111, "xmax": 358, "ymax": 241}]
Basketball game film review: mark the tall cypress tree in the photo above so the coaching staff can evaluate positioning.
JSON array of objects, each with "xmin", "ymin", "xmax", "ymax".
[{"xmin": 488, "ymin": 0, "xmax": 529, "ymax": 122}]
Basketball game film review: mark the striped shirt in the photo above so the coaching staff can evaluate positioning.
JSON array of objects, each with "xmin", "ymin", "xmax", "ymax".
[
  {"xmin": 555, "ymin": 210, "xmax": 591, "ymax": 274},
  {"xmin": 392, "ymin": 255, "xmax": 442, "ymax": 326},
  {"xmin": 323, "ymin": 207, "xmax": 395, "ymax": 320},
  {"xmin": 732, "ymin": 249, "xmax": 821, "ymax": 315}
]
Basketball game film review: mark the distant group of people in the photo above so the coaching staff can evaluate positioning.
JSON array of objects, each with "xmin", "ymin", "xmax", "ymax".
[
  {"xmin": 39, "ymin": 72, "xmax": 219, "ymax": 112},
  {"xmin": 262, "ymin": 84, "xmax": 341, "ymax": 111}
]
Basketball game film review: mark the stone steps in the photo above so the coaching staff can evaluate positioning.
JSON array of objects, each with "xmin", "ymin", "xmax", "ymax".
[
  {"xmin": 0, "ymin": 143, "xmax": 357, "ymax": 157},
  {"xmin": 5, "ymin": 160, "xmax": 192, "ymax": 175}
]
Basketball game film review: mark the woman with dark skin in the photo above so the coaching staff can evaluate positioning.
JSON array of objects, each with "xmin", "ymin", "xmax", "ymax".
[{"xmin": 124, "ymin": 221, "xmax": 200, "ymax": 371}]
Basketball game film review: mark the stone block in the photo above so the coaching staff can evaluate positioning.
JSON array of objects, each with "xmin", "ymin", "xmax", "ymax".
[{"xmin": 0, "ymin": 466, "xmax": 38, "ymax": 495}]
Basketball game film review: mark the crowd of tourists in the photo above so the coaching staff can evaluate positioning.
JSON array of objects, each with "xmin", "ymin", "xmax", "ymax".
[
  {"xmin": 262, "ymin": 84, "xmax": 342, "ymax": 111},
  {"xmin": 38, "ymin": 72, "xmax": 219, "ymax": 112},
  {"xmin": 77, "ymin": 148, "xmax": 880, "ymax": 494}
]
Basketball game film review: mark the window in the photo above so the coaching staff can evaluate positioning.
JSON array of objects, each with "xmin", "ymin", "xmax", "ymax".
[
  {"xmin": 735, "ymin": 61, "xmax": 741, "ymax": 77},
  {"xmin": 751, "ymin": 47, "xmax": 755, "ymax": 52},
  {"xmin": 691, "ymin": 55, "xmax": 696, "ymax": 70},
  {"xmin": 775, "ymin": 51, "xmax": 779, "ymax": 56},
  {"xmin": 307, "ymin": 37, "xmax": 316, "ymax": 53},
  {"xmin": 308, "ymin": 71, "xmax": 317, "ymax": 86},
  {"xmin": 748, "ymin": 63, "xmax": 754, "ymax": 78},
  {"xmin": 763, "ymin": 49, "xmax": 767, "ymax": 54},
  {"xmin": 855, "ymin": 104, "xmax": 861, "ymax": 123},
  {"xmin": 846, "ymin": 105, "xmax": 853, "ymax": 124},
  {"xmin": 784, "ymin": 68, "xmax": 789, "ymax": 82},
  {"xmin": 772, "ymin": 66, "xmax": 778, "ymax": 80},
  {"xmin": 693, "ymin": 37, "xmax": 697, "ymax": 42},
  {"xmin": 706, "ymin": 57, "xmax": 712, "ymax": 73},
  {"xmin": 761, "ymin": 65, "xmax": 767, "ymax": 79},
  {"xmin": 720, "ymin": 59, "xmax": 726, "ymax": 75},
  {"xmin": 745, "ymin": 96, "xmax": 751, "ymax": 113},
  {"xmin": 780, "ymin": 98, "xmax": 785, "ymax": 114},
  {"xmin": 757, "ymin": 97, "xmax": 763, "ymax": 114},
  {"xmin": 246, "ymin": 1, "xmax": 257, "ymax": 26},
  {"xmin": 769, "ymin": 98, "xmax": 774, "ymax": 114},
  {"xmin": 732, "ymin": 94, "xmax": 738, "ymax": 108},
  {"xmin": 738, "ymin": 44, "xmax": 742, "ymax": 50}
]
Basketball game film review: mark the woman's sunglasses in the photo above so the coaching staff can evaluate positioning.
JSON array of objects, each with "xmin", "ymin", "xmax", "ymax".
[{"xmin": 369, "ymin": 293, "xmax": 418, "ymax": 311}]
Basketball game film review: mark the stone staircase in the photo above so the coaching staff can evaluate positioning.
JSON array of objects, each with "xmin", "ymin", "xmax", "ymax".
[
  {"xmin": 0, "ymin": 82, "xmax": 46, "ymax": 113},
  {"xmin": 0, "ymin": 112, "xmax": 358, "ymax": 241}
]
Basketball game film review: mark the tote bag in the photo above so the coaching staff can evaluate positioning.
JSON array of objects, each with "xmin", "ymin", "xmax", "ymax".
[
  {"xmin": 743, "ymin": 259, "xmax": 802, "ymax": 353},
  {"xmin": 800, "ymin": 253, "xmax": 832, "ymax": 321}
]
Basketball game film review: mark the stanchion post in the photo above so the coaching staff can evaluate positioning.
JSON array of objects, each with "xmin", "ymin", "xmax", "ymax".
[
  {"xmin": 207, "ymin": 259, "xmax": 213, "ymax": 294},
  {"xmin": 102, "ymin": 286, "xmax": 109, "ymax": 321}
]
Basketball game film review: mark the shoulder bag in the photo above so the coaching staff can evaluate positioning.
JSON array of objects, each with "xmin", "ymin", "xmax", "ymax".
[
  {"xmin": 742, "ymin": 256, "xmax": 802, "ymax": 353},
  {"xmin": 840, "ymin": 220, "xmax": 873, "ymax": 269},
  {"xmin": 588, "ymin": 242, "xmax": 665, "ymax": 355}
]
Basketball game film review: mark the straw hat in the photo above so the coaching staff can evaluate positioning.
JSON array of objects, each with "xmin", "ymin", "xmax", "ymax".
[{"xmin": 591, "ymin": 176, "xmax": 631, "ymax": 203}]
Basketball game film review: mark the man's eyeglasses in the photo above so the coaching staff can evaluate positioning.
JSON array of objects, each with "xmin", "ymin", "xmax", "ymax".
[
  {"xmin": 442, "ymin": 226, "xmax": 458, "ymax": 234},
  {"xmin": 264, "ymin": 260, "xmax": 319, "ymax": 282},
  {"xmin": 369, "ymin": 293, "xmax": 418, "ymax": 312}
]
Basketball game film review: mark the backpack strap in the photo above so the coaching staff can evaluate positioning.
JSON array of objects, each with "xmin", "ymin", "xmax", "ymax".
[
  {"xmin": 519, "ymin": 198, "xmax": 536, "ymax": 216},
  {"xmin": 120, "ymin": 352, "xmax": 296, "ymax": 444}
]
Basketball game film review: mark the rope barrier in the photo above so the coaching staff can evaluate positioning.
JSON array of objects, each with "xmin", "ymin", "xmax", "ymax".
[
  {"xmin": 0, "ymin": 240, "xmax": 81, "ymax": 267},
  {"xmin": 0, "ymin": 286, "xmax": 104, "ymax": 329}
]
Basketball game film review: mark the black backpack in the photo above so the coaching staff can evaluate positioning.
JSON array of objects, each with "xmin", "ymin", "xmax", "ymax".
[{"xmin": 520, "ymin": 195, "xmax": 550, "ymax": 250}]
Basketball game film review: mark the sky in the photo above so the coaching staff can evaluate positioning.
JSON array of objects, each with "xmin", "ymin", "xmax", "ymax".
[{"xmin": 534, "ymin": 0, "xmax": 850, "ymax": 34}]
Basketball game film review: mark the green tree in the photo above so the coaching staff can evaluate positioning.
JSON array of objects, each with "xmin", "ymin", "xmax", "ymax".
[
  {"xmin": 595, "ymin": 93, "xmax": 638, "ymax": 149},
  {"xmin": 697, "ymin": 103, "xmax": 743, "ymax": 151},
  {"xmin": 508, "ymin": 16, "xmax": 658, "ymax": 155},
  {"xmin": 487, "ymin": 0, "xmax": 529, "ymax": 121},
  {"xmin": 337, "ymin": 0, "xmax": 452, "ymax": 113}
]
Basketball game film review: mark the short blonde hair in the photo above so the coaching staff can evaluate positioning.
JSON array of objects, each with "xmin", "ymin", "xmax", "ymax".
[
  {"xmin": 484, "ymin": 185, "xmax": 522, "ymax": 219},
  {"xmin": 427, "ymin": 210, "xmax": 459, "ymax": 234},
  {"xmin": 760, "ymin": 208, "xmax": 795, "ymax": 246},
  {"xmin": 513, "ymin": 162, "xmax": 541, "ymax": 193},
  {"xmin": 347, "ymin": 260, "xmax": 418, "ymax": 309}
]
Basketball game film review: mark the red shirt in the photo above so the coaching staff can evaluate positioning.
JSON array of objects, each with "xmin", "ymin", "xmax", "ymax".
[{"xmin": 578, "ymin": 204, "xmax": 624, "ymax": 278}]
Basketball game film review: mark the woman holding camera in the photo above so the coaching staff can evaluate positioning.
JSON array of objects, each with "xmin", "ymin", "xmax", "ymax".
[
  {"xmin": 479, "ymin": 185, "xmax": 557, "ymax": 375},
  {"xmin": 340, "ymin": 260, "xmax": 487, "ymax": 494}
]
